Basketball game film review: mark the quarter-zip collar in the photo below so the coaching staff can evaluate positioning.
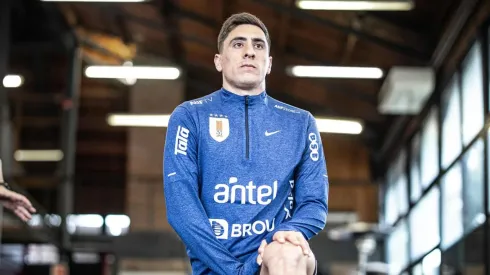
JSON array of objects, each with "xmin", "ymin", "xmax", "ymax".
[{"xmin": 220, "ymin": 87, "xmax": 268, "ymax": 106}]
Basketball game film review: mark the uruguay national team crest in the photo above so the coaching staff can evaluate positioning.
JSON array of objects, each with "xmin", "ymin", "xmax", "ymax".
[{"xmin": 209, "ymin": 114, "xmax": 229, "ymax": 142}]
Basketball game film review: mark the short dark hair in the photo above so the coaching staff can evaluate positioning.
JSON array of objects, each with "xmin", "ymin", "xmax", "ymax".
[{"xmin": 217, "ymin": 12, "xmax": 271, "ymax": 53}]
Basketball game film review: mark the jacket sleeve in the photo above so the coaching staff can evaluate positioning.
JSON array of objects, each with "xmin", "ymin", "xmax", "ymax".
[
  {"xmin": 264, "ymin": 112, "xmax": 329, "ymax": 243},
  {"xmin": 163, "ymin": 105, "xmax": 259, "ymax": 275}
]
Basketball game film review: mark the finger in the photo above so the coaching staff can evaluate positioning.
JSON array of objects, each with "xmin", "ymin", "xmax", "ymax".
[
  {"xmin": 16, "ymin": 206, "xmax": 32, "ymax": 222},
  {"xmin": 14, "ymin": 207, "xmax": 30, "ymax": 222},
  {"xmin": 256, "ymin": 253, "xmax": 263, "ymax": 265},
  {"xmin": 285, "ymin": 233, "xmax": 301, "ymax": 246},
  {"xmin": 299, "ymin": 237, "xmax": 311, "ymax": 256},
  {"xmin": 273, "ymin": 232, "xmax": 286, "ymax": 243},
  {"xmin": 12, "ymin": 193, "xmax": 35, "ymax": 212},
  {"xmin": 2, "ymin": 201, "xmax": 16, "ymax": 211},
  {"xmin": 258, "ymin": 240, "xmax": 267, "ymax": 253}
]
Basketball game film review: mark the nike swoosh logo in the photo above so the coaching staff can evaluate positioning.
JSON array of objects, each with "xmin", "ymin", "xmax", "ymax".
[{"xmin": 265, "ymin": 130, "xmax": 280, "ymax": 136}]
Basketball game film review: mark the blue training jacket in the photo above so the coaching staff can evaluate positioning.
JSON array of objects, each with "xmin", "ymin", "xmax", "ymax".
[{"xmin": 163, "ymin": 88, "xmax": 329, "ymax": 275}]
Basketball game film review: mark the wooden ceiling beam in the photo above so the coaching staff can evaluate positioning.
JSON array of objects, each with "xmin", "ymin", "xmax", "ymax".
[
  {"xmin": 254, "ymin": 0, "xmax": 430, "ymax": 62},
  {"xmin": 220, "ymin": 0, "xmax": 233, "ymax": 23},
  {"xmin": 340, "ymin": 16, "xmax": 362, "ymax": 65},
  {"xmin": 15, "ymin": 176, "xmax": 60, "ymax": 189},
  {"xmin": 18, "ymin": 116, "xmax": 126, "ymax": 132},
  {"xmin": 9, "ymin": 86, "xmax": 125, "ymax": 102},
  {"xmin": 160, "ymin": 0, "xmax": 186, "ymax": 65},
  {"xmin": 273, "ymin": 0, "xmax": 295, "ymax": 94},
  {"xmin": 77, "ymin": 140, "xmax": 126, "ymax": 156}
]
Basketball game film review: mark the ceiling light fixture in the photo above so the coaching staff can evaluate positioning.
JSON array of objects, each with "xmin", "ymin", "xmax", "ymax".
[
  {"xmin": 288, "ymin": 65, "xmax": 383, "ymax": 79},
  {"xmin": 296, "ymin": 0, "xmax": 414, "ymax": 11},
  {"xmin": 14, "ymin": 150, "xmax": 64, "ymax": 162},
  {"xmin": 3, "ymin": 74, "xmax": 24, "ymax": 88},
  {"xmin": 84, "ymin": 66, "xmax": 180, "ymax": 80},
  {"xmin": 107, "ymin": 114, "xmax": 171, "ymax": 128},
  {"xmin": 41, "ymin": 0, "xmax": 147, "ymax": 2},
  {"xmin": 107, "ymin": 114, "xmax": 363, "ymax": 134},
  {"xmin": 315, "ymin": 118, "xmax": 363, "ymax": 134}
]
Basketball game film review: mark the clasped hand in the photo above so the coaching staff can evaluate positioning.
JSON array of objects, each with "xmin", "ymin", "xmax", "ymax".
[
  {"xmin": 256, "ymin": 231, "xmax": 311, "ymax": 265},
  {"xmin": 0, "ymin": 186, "xmax": 36, "ymax": 222}
]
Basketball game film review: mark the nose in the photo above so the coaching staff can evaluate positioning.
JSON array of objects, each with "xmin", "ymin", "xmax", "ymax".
[{"xmin": 244, "ymin": 43, "xmax": 255, "ymax": 59}]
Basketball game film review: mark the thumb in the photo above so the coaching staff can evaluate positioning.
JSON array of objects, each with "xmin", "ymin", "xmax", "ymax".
[
  {"xmin": 258, "ymin": 240, "xmax": 267, "ymax": 254},
  {"xmin": 257, "ymin": 254, "xmax": 263, "ymax": 265}
]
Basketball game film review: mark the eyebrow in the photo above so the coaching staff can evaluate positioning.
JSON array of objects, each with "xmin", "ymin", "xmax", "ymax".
[{"xmin": 229, "ymin": 36, "xmax": 266, "ymax": 45}]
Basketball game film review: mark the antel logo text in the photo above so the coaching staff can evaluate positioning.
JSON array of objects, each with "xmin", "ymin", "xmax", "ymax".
[
  {"xmin": 209, "ymin": 218, "xmax": 275, "ymax": 239},
  {"xmin": 308, "ymin": 133, "xmax": 319, "ymax": 161},
  {"xmin": 214, "ymin": 177, "xmax": 278, "ymax": 205}
]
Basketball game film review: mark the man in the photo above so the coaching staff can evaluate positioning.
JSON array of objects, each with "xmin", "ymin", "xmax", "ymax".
[
  {"xmin": 163, "ymin": 12, "xmax": 329, "ymax": 275},
  {"xmin": 0, "ymin": 183, "xmax": 36, "ymax": 222}
]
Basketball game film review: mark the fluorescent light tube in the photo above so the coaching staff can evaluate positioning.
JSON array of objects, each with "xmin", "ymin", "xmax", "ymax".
[
  {"xmin": 3, "ymin": 74, "xmax": 23, "ymax": 88},
  {"xmin": 41, "ymin": 0, "xmax": 146, "ymax": 2},
  {"xmin": 107, "ymin": 114, "xmax": 363, "ymax": 134},
  {"xmin": 14, "ymin": 150, "xmax": 64, "ymax": 162},
  {"xmin": 315, "ymin": 118, "xmax": 363, "ymax": 134},
  {"xmin": 107, "ymin": 114, "xmax": 171, "ymax": 127},
  {"xmin": 297, "ymin": 0, "xmax": 414, "ymax": 11},
  {"xmin": 288, "ymin": 65, "xmax": 383, "ymax": 79},
  {"xmin": 85, "ymin": 66, "xmax": 180, "ymax": 80}
]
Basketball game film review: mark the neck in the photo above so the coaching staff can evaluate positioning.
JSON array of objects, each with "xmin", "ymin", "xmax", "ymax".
[{"xmin": 222, "ymin": 81, "xmax": 265, "ymax": 96}]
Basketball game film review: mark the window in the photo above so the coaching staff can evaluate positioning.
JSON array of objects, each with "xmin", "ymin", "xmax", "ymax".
[
  {"xmin": 25, "ymin": 244, "xmax": 59, "ymax": 265},
  {"xmin": 385, "ymin": 150, "xmax": 408, "ymax": 225},
  {"xmin": 411, "ymin": 134, "xmax": 423, "ymax": 203},
  {"xmin": 488, "ymin": 130, "xmax": 490, "ymax": 213},
  {"xmin": 420, "ymin": 108, "xmax": 439, "ymax": 189},
  {"xmin": 462, "ymin": 139, "xmax": 485, "ymax": 233},
  {"xmin": 396, "ymin": 173, "xmax": 409, "ymax": 216},
  {"xmin": 441, "ymin": 162, "xmax": 463, "ymax": 250},
  {"xmin": 410, "ymin": 186, "xmax": 440, "ymax": 261},
  {"xmin": 461, "ymin": 41, "xmax": 484, "ymax": 146},
  {"xmin": 422, "ymin": 249, "xmax": 442, "ymax": 275},
  {"xmin": 385, "ymin": 183, "xmax": 399, "ymax": 225},
  {"xmin": 105, "ymin": 214, "xmax": 131, "ymax": 236},
  {"xmin": 441, "ymin": 74, "xmax": 462, "ymax": 169},
  {"xmin": 412, "ymin": 263, "xmax": 424, "ymax": 275},
  {"xmin": 66, "ymin": 214, "xmax": 104, "ymax": 235},
  {"xmin": 387, "ymin": 219, "xmax": 410, "ymax": 274}
]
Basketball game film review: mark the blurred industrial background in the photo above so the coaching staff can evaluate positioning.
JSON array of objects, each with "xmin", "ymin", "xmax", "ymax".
[{"xmin": 0, "ymin": 0, "xmax": 489, "ymax": 274}]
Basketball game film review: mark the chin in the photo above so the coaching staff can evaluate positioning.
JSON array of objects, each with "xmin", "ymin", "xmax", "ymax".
[
  {"xmin": 236, "ymin": 80, "xmax": 261, "ymax": 90},
  {"xmin": 239, "ymin": 76, "xmax": 263, "ymax": 86}
]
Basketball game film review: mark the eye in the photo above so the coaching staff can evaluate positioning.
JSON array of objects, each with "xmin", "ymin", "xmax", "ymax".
[
  {"xmin": 233, "ymin": 42, "xmax": 243, "ymax": 48},
  {"xmin": 254, "ymin": 43, "xmax": 264, "ymax": 49}
]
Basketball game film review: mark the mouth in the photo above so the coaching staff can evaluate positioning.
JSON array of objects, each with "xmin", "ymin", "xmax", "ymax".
[{"xmin": 240, "ymin": 64, "xmax": 256, "ymax": 69}]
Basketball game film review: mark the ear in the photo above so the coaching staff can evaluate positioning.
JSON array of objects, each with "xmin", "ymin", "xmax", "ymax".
[
  {"xmin": 214, "ymin": 54, "xmax": 222, "ymax": 72},
  {"xmin": 266, "ymin": 56, "xmax": 273, "ymax": 74}
]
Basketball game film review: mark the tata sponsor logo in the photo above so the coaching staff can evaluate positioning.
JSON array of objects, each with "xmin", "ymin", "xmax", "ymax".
[
  {"xmin": 174, "ymin": 125, "xmax": 189, "ymax": 156},
  {"xmin": 213, "ymin": 177, "xmax": 278, "ymax": 205},
  {"xmin": 209, "ymin": 218, "xmax": 275, "ymax": 239}
]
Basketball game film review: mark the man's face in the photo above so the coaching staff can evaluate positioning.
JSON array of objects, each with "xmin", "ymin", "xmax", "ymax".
[{"xmin": 214, "ymin": 24, "xmax": 272, "ymax": 90}]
